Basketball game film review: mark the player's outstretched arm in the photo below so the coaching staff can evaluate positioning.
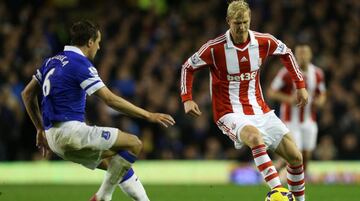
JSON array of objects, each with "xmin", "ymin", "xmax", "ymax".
[
  {"xmin": 183, "ymin": 100, "xmax": 202, "ymax": 117},
  {"xmin": 95, "ymin": 86, "xmax": 175, "ymax": 127},
  {"xmin": 21, "ymin": 78, "xmax": 49, "ymax": 157}
]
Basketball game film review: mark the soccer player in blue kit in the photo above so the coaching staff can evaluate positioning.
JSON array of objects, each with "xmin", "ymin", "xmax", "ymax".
[{"xmin": 21, "ymin": 20, "xmax": 175, "ymax": 201}]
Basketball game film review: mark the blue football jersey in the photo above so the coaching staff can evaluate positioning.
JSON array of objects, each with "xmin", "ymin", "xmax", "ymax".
[{"xmin": 33, "ymin": 46, "xmax": 105, "ymax": 129}]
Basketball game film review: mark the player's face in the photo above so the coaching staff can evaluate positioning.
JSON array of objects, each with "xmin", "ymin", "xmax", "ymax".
[
  {"xmin": 228, "ymin": 11, "xmax": 251, "ymax": 37},
  {"xmin": 295, "ymin": 45, "xmax": 312, "ymax": 67},
  {"xmin": 89, "ymin": 31, "xmax": 101, "ymax": 60}
]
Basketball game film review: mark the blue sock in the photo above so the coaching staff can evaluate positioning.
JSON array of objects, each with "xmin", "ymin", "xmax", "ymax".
[
  {"xmin": 117, "ymin": 150, "xmax": 137, "ymax": 163},
  {"xmin": 120, "ymin": 168, "xmax": 134, "ymax": 183}
]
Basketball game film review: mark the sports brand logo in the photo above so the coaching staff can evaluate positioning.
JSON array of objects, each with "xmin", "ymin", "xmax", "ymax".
[
  {"xmin": 266, "ymin": 168, "xmax": 274, "ymax": 175},
  {"xmin": 231, "ymin": 123, "xmax": 237, "ymax": 130},
  {"xmin": 101, "ymin": 131, "xmax": 111, "ymax": 140},
  {"xmin": 240, "ymin": 56, "xmax": 248, "ymax": 62}
]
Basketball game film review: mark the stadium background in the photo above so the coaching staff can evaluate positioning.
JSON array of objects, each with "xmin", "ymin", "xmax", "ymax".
[{"xmin": 0, "ymin": 0, "xmax": 359, "ymax": 200}]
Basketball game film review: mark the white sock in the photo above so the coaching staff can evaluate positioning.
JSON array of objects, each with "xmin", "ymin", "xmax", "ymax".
[
  {"xmin": 119, "ymin": 173, "xmax": 150, "ymax": 201},
  {"xmin": 96, "ymin": 155, "xmax": 133, "ymax": 201}
]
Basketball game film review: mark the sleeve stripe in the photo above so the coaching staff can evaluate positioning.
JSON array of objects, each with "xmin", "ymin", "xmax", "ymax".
[
  {"xmin": 84, "ymin": 80, "xmax": 100, "ymax": 91},
  {"xmin": 198, "ymin": 35, "xmax": 226, "ymax": 56},
  {"xmin": 32, "ymin": 75, "xmax": 40, "ymax": 83},
  {"xmin": 85, "ymin": 81, "xmax": 105, "ymax": 96},
  {"xmin": 181, "ymin": 62, "xmax": 191, "ymax": 95},
  {"xmin": 287, "ymin": 51, "xmax": 303, "ymax": 80},
  {"xmin": 210, "ymin": 48, "xmax": 219, "ymax": 71},
  {"xmin": 266, "ymin": 40, "xmax": 271, "ymax": 57},
  {"xmin": 254, "ymin": 33, "xmax": 279, "ymax": 45},
  {"xmin": 34, "ymin": 69, "xmax": 42, "ymax": 82},
  {"xmin": 198, "ymin": 35, "xmax": 226, "ymax": 54},
  {"xmin": 80, "ymin": 77, "xmax": 101, "ymax": 89}
]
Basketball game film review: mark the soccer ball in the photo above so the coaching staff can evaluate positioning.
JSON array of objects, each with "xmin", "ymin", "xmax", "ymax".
[{"xmin": 265, "ymin": 187, "xmax": 295, "ymax": 201}]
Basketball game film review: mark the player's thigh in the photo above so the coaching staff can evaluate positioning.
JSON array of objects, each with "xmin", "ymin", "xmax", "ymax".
[
  {"xmin": 275, "ymin": 133, "xmax": 302, "ymax": 164},
  {"xmin": 110, "ymin": 130, "xmax": 142, "ymax": 152},
  {"xmin": 216, "ymin": 113, "xmax": 253, "ymax": 149}
]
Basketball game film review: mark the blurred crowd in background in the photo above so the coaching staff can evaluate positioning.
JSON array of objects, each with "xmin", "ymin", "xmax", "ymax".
[{"xmin": 0, "ymin": 0, "xmax": 359, "ymax": 162}]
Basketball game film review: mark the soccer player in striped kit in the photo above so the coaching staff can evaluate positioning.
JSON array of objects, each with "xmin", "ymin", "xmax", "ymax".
[
  {"xmin": 180, "ymin": 1, "xmax": 307, "ymax": 200},
  {"xmin": 268, "ymin": 44, "xmax": 326, "ymax": 174}
]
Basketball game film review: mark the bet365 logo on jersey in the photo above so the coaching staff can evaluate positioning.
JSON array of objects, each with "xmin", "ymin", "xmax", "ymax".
[{"xmin": 227, "ymin": 71, "xmax": 257, "ymax": 82}]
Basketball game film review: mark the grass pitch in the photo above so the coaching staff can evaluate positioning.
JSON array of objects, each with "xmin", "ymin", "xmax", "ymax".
[{"xmin": 0, "ymin": 184, "xmax": 358, "ymax": 201}]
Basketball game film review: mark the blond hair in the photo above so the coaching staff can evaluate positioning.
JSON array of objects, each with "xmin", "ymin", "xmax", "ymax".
[{"xmin": 227, "ymin": 0, "xmax": 250, "ymax": 19}]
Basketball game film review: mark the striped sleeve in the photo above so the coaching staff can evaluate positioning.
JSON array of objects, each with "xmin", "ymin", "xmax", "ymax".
[
  {"xmin": 267, "ymin": 35, "xmax": 305, "ymax": 89},
  {"xmin": 32, "ymin": 58, "xmax": 51, "ymax": 84},
  {"xmin": 33, "ymin": 69, "xmax": 42, "ymax": 83},
  {"xmin": 78, "ymin": 66, "xmax": 105, "ymax": 96},
  {"xmin": 180, "ymin": 41, "xmax": 213, "ymax": 102}
]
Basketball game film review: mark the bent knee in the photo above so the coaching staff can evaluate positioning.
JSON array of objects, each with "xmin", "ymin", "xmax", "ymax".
[
  {"xmin": 130, "ymin": 136, "xmax": 143, "ymax": 156},
  {"xmin": 240, "ymin": 125, "xmax": 263, "ymax": 147},
  {"xmin": 288, "ymin": 151, "xmax": 303, "ymax": 166},
  {"xmin": 112, "ymin": 132, "xmax": 143, "ymax": 157}
]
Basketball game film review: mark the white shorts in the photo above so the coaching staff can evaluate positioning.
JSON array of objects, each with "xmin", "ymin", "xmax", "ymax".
[
  {"xmin": 216, "ymin": 111, "xmax": 289, "ymax": 150},
  {"xmin": 285, "ymin": 120, "xmax": 318, "ymax": 151},
  {"xmin": 45, "ymin": 121, "xmax": 118, "ymax": 169}
]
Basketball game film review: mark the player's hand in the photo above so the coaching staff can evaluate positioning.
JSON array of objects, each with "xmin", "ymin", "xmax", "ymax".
[
  {"xmin": 184, "ymin": 100, "xmax": 202, "ymax": 117},
  {"xmin": 148, "ymin": 113, "xmax": 175, "ymax": 128},
  {"xmin": 36, "ymin": 129, "xmax": 50, "ymax": 158},
  {"xmin": 296, "ymin": 88, "xmax": 308, "ymax": 107}
]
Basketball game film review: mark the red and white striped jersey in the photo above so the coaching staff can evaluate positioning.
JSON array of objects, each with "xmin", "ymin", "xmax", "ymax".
[
  {"xmin": 271, "ymin": 64, "xmax": 326, "ymax": 123},
  {"xmin": 180, "ymin": 30, "xmax": 305, "ymax": 122}
]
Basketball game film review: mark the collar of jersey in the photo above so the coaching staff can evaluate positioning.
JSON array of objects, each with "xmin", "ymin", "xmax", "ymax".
[
  {"xmin": 225, "ymin": 29, "xmax": 256, "ymax": 50},
  {"xmin": 64, "ymin": 45, "xmax": 86, "ymax": 57}
]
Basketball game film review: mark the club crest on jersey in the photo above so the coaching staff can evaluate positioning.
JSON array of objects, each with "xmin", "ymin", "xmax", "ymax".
[
  {"xmin": 101, "ymin": 131, "xmax": 111, "ymax": 140},
  {"xmin": 190, "ymin": 53, "xmax": 201, "ymax": 64},
  {"xmin": 277, "ymin": 43, "xmax": 286, "ymax": 54}
]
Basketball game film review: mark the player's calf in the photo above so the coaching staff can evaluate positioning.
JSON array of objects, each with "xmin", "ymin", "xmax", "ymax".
[
  {"xmin": 96, "ymin": 153, "xmax": 138, "ymax": 201},
  {"xmin": 239, "ymin": 126, "xmax": 282, "ymax": 189},
  {"xmin": 96, "ymin": 131, "xmax": 143, "ymax": 201},
  {"xmin": 119, "ymin": 168, "xmax": 150, "ymax": 201},
  {"xmin": 287, "ymin": 164, "xmax": 305, "ymax": 201},
  {"xmin": 286, "ymin": 149, "xmax": 303, "ymax": 166},
  {"xmin": 276, "ymin": 135, "xmax": 306, "ymax": 201}
]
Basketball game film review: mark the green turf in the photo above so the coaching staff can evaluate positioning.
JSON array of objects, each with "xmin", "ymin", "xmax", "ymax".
[{"xmin": 0, "ymin": 184, "xmax": 359, "ymax": 201}]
